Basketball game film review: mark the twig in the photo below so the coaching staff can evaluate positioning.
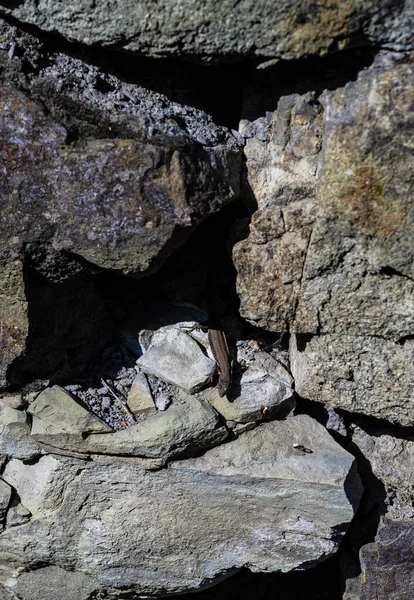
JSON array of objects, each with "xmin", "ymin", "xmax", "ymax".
[{"xmin": 100, "ymin": 378, "xmax": 137, "ymax": 423}]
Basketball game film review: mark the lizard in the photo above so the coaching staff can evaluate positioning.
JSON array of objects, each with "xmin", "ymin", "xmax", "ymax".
[{"xmin": 208, "ymin": 327, "xmax": 231, "ymax": 397}]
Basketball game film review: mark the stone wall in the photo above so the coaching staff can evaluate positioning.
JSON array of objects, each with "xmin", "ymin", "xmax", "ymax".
[{"xmin": 0, "ymin": 3, "xmax": 413, "ymax": 599}]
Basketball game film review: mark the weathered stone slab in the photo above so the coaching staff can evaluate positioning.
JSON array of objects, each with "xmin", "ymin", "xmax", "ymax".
[
  {"xmin": 14, "ymin": 566, "xmax": 99, "ymax": 600},
  {"xmin": 137, "ymin": 327, "xmax": 215, "ymax": 394},
  {"xmin": 352, "ymin": 428, "xmax": 414, "ymax": 519},
  {"xmin": 204, "ymin": 351, "xmax": 295, "ymax": 424},
  {"xmin": 235, "ymin": 53, "xmax": 414, "ymax": 338},
  {"xmin": 127, "ymin": 372, "xmax": 156, "ymax": 416},
  {"xmin": 28, "ymin": 386, "xmax": 112, "ymax": 434},
  {"xmin": 32, "ymin": 393, "xmax": 228, "ymax": 460},
  {"xmin": 290, "ymin": 334, "xmax": 414, "ymax": 427},
  {"xmin": 0, "ymin": 415, "xmax": 361, "ymax": 598},
  {"xmin": 0, "ymin": 1, "xmax": 411, "ymax": 61},
  {"xmin": 0, "ymin": 405, "xmax": 41, "ymax": 460},
  {"xmin": 0, "ymin": 479, "xmax": 11, "ymax": 530},
  {"xmin": 359, "ymin": 519, "xmax": 414, "ymax": 600}
]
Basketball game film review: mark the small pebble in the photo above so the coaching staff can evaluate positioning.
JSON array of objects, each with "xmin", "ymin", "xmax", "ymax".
[{"xmin": 101, "ymin": 397, "xmax": 112, "ymax": 409}]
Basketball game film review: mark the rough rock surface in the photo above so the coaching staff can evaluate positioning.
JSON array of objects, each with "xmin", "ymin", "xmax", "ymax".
[
  {"xmin": 290, "ymin": 334, "xmax": 414, "ymax": 427},
  {"xmin": 352, "ymin": 428, "xmax": 414, "ymax": 519},
  {"xmin": 0, "ymin": 25, "xmax": 241, "ymax": 388},
  {"xmin": 205, "ymin": 351, "xmax": 295, "ymax": 424},
  {"xmin": 0, "ymin": 1, "xmax": 411, "ymax": 61},
  {"xmin": 0, "ymin": 480, "xmax": 11, "ymax": 531},
  {"xmin": 236, "ymin": 51, "xmax": 414, "ymax": 425},
  {"xmin": 0, "ymin": 404, "xmax": 41, "ymax": 461},
  {"xmin": 137, "ymin": 326, "xmax": 215, "ymax": 393},
  {"xmin": 0, "ymin": 415, "xmax": 361, "ymax": 597},
  {"xmin": 127, "ymin": 371, "xmax": 156, "ymax": 416},
  {"xmin": 32, "ymin": 392, "xmax": 228, "ymax": 461},
  {"xmin": 359, "ymin": 519, "xmax": 414, "ymax": 600},
  {"xmin": 28, "ymin": 386, "xmax": 112, "ymax": 435}
]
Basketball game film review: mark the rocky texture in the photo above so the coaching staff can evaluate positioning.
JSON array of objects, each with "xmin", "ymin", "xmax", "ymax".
[
  {"xmin": 32, "ymin": 392, "xmax": 228, "ymax": 461},
  {"xmin": 127, "ymin": 371, "xmax": 156, "ymax": 416},
  {"xmin": 0, "ymin": 415, "xmax": 361, "ymax": 597},
  {"xmin": 13, "ymin": 566, "xmax": 99, "ymax": 600},
  {"xmin": 353, "ymin": 428, "xmax": 414, "ymax": 519},
  {"xmin": 0, "ymin": 23, "xmax": 241, "ymax": 388},
  {"xmin": 0, "ymin": 1, "xmax": 412, "ymax": 61},
  {"xmin": 235, "ymin": 92, "xmax": 324, "ymax": 331},
  {"xmin": 0, "ymin": 480, "xmax": 11, "ymax": 530},
  {"xmin": 28, "ymin": 385, "xmax": 112, "ymax": 435},
  {"xmin": 0, "ymin": 84, "xmax": 240, "ymax": 278},
  {"xmin": 0, "ymin": 404, "xmax": 41, "ymax": 460},
  {"xmin": 204, "ymin": 351, "xmax": 295, "ymax": 424},
  {"xmin": 290, "ymin": 334, "xmax": 414, "ymax": 427},
  {"xmin": 236, "ymin": 51, "xmax": 414, "ymax": 426},
  {"xmin": 137, "ymin": 326, "xmax": 215, "ymax": 394},
  {"xmin": 0, "ymin": 256, "xmax": 27, "ymax": 389},
  {"xmin": 358, "ymin": 519, "xmax": 414, "ymax": 600}
]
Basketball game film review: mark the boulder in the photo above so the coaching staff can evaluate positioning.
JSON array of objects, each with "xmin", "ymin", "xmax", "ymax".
[
  {"xmin": 28, "ymin": 386, "xmax": 112, "ymax": 435},
  {"xmin": 32, "ymin": 392, "xmax": 228, "ymax": 460},
  {"xmin": 137, "ymin": 327, "xmax": 215, "ymax": 394},
  {"xmin": 0, "ymin": 415, "xmax": 362, "ymax": 598},
  {"xmin": 0, "ymin": 1, "xmax": 411, "ymax": 61},
  {"xmin": 359, "ymin": 519, "xmax": 414, "ymax": 600}
]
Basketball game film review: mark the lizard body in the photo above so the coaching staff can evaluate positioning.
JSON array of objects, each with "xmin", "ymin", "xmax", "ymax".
[{"xmin": 208, "ymin": 328, "xmax": 231, "ymax": 397}]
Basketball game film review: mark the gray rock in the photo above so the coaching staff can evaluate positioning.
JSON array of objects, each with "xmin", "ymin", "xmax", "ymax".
[
  {"xmin": 359, "ymin": 519, "xmax": 414, "ymax": 600},
  {"xmin": 290, "ymin": 334, "xmax": 414, "ymax": 427},
  {"xmin": 137, "ymin": 327, "xmax": 215, "ymax": 394},
  {"xmin": 0, "ymin": 479, "xmax": 11, "ymax": 529},
  {"xmin": 352, "ymin": 428, "xmax": 414, "ymax": 520},
  {"xmin": 236, "ymin": 53, "xmax": 414, "ymax": 339},
  {"xmin": 127, "ymin": 372, "xmax": 156, "ymax": 416},
  {"xmin": 0, "ymin": 40, "xmax": 241, "ymax": 387},
  {"xmin": 0, "ymin": 415, "xmax": 361, "ymax": 597},
  {"xmin": 204, "ymin": 351, "xmax": 295, "ymax": 424},
  {"xmin": 0, "ymin": 394, "xmax": 24, "ymax": 409},
  {"xmin": 0, "ymin": 405, "xmax": 41, "ymax": 460},
  {"xmin": 28, "ymin": 386, "xmax": 112, "ymax": 434},
  {"xmin": 0, "ymin": 1, "xmax": 411, "ymax": 60},
  {"xmin": 14, "ymin": 566, "xmax": 98, "ymax": 600},
  {"xmin": 32, "ymin": 393, "xmax": 228, "ymax": 460},
  {"xmin": 236, "ymin": 52, "xmax": 414, "ymax": 425},
  {"xmin": 234, "ymin": 92, "xmax": 323, "ymax": 331},
  {"xmin": 3, "ymin": 455, "xmax": 69, "ymax": 517},
  {"xmin": 5, "ymin": 499, "xmax": 31, "ymax": 528}
]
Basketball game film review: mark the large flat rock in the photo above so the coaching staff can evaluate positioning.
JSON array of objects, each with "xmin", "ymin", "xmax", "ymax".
[
  {"xmin": 0, "ymin": 1, "xmax": 412, "ymax": 61},
  {"xmin": 0, "ymin": 415, "xmax": 362, "ymax": 598}
]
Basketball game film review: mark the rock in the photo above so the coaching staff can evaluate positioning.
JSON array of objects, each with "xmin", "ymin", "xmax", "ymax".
[
  {"xmin": 0, "ymin": 394, "xmax": 25, "ymax": 409},
  {"xmin": 28, "ymin": 386, "xmax": 112, "ymax": 434},
  {"xmin": 236, "ymin": 52, "xmax": 414, "ymax": 425},
  {"xmin": 204, "ymin": 351, "xmax": 295, "ymax": 424},
  {"xmin": 14, "ymin": 566, "xmax": 99, "ymax": 600},
  {"xmin": 32, "ymin": 392, "xmax": 228, "ymax": 460},
  {"xmin": 0, "ymin": 405, "xmax": 41, "ymax": 460},
  {"xmin": 352, "ymin": 428, "xmax": 414, "ymax": 520},
  {"xmin": 0, "ymin": 415, "xmax": 361, "ymax": 597},
  {"xmin": 290, "ymin": 334, "xmax": 414, "ymax": 427},
  {"xmin": 0, "ymin": 257, "xmax": 28, "ymax": 388},
  {"xmin": 292, "ymin": 52, "xmax": 414, "ymax": 339},
  {"xmin": 234, "ymin": 92, "xmax": 323, "ymax": 331},
  {"xmin": 359, "ymin": 519, "xmax": 414, "ymax": 600},
  {"xmin": 236, "ymin": 53, "xmax": 414, "ymax": 338},
  {"xmin": 0, "ymin": 479, "xmax": 11, "ymax": 529},
  {"xmin": 0, "ymin": 1, "xmax": 411, "ymax": 61},
  {"xmin": 5, "ymin": 499, "xmax": 31, "ymax": 528},
  {"xmin": 127, "ymin": 372, "xmax": 156, "ymax": 416},
  {"xmin": 0, "ymin": 35, "xmax": 241, "ymax": 387},
  {"xmin": 137, "ymin": 327, "xmax": 215, "ymax": 394}
]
